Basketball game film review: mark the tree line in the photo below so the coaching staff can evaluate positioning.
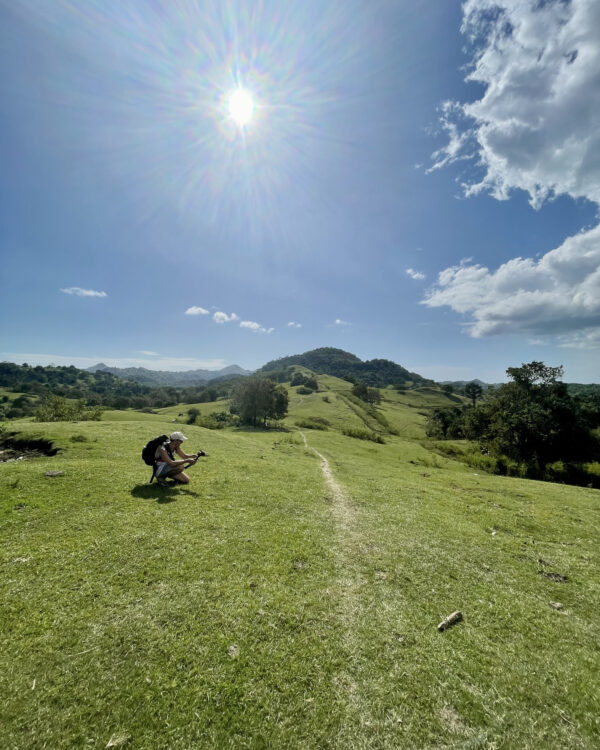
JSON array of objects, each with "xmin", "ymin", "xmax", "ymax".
[
  {"xmin": 0, "ymin": 362, "xmax": 237, "ymax": 420},
  {"xmin": 427, "ymin": 362, "xmax": 600, "ymax": 487}
]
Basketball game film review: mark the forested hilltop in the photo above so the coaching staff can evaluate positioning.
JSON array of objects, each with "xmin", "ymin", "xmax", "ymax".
[
  {"xmin": 261, "ymin": 347, "xmax": 430, "ymax": 387},
  {"xmin": 87, "ymin": 362, "xmax": 251, "ymax": 386},
  {"xmin": 0, "ymin": 362, "xmax": 235, "ymax": 419}
]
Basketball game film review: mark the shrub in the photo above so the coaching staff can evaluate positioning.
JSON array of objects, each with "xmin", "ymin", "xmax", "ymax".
[
  {"xmin": 196, "ymin": 412, "xmax": 238, "ymax": 430},
  {"xmin": 35, "ymin": 395, "xmax": 102, "ymax": 422},
  {"xmin": 296, "ymin": 386, "xmax": 313, "ymax": 395},
  {"xmin": 342, "ymin": 428, "xmax": 385, "ymax": 444},
  {"xmin": 70, "ymin": 434, "xmax": 88, "ymax": 443},
  {"xmin": 295, "ymin": 417, "xmax": 330, "ymax": 431}
]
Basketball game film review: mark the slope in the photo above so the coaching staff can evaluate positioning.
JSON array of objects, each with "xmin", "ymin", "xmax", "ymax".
[{"xmin": 0, "ymin": 388, "xmax": 598, "ymax": 748}]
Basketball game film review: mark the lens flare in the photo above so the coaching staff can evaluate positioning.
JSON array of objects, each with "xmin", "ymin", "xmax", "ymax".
[{"xmin": 228, "ymin": 89, "xmax": 254, "ymax": 128}]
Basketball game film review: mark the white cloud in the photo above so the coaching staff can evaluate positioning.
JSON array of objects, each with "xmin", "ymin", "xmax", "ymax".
[
  {"xmin": 334, "ymin": 318, "xmax": 350, "ymax": 326},
  {"xmin": 240, "ymin": 320, "xmax": 274, "ymax": 334},
  {"xmin": 287, "ymin": 322, "xmax": 302, "ymax": 328},
  {"xmin": 431, "ymin": 0, "xmax": 600, "ymax": 208},
  {"xmin": 557, "ymin": 328, "xmax": 600, "ymax": 349},
  {"xmin": 406, "ymin": 268, "xmax": 426, "ymax": 281},
  {"xmin": 137, "ymin": 350, "xmax": 159, "ymax": 356},
  {"xmin": 185, "ymin": 306, "xmax": 209, "ymax": 315},
  {"xmin": 60, "ymin": 287, "xmax": 107, "ymax": 298},
  {"xmin": 213, "ymin": 311, "xmax": 239, "ymax": 324},
  {"xmin": 424, "ymin": 224, "xmax": 600, "ymax": 342},
  {"xmin": 427, "ymin": 0, "xmax": 600, "ymax": 347}
]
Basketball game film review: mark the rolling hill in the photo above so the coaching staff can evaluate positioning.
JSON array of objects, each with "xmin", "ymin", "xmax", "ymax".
[
  {"xmin": 86, "ymin": 362, "xmax": 252, "ymax": 386},
  {"xmin": 261, "ymin": 347, "xmax": 431, "ymax": 387},
  {"xmin": 1, "ymin": 372, "xmax": 598, "ymax": 747}
]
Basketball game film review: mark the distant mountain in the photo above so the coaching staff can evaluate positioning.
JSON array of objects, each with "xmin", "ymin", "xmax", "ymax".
[
  {"xmin": 87, "ymin": 363, "xmax": 252, "ymax": 386},
  {"xmin": 260, "ymin": 347, "xmax": 431, "ymax": 387},
  {"xmin": 440, "ymin": 379, "xmax": 495, "ymax": 390}
]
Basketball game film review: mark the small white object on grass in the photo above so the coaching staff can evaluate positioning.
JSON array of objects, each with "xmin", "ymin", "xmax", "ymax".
[
  {"xmin": 106, "ymin": 735, "xmax": 130, "ymax": 748},
  {"xmin": 437, "ymin": 611, "xmax": 463, "ymax": 632}
]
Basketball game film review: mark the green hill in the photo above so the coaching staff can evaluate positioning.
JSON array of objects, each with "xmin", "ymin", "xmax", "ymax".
[
  {"xmin": 1, "ymin": 378, "xmax": 598, "ymax": 748},
  {"xmin": 261, "ymin": 347, "xmax": 430, "ymax": 387}
]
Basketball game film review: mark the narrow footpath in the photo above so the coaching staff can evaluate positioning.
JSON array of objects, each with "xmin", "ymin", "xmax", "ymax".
[{"xmin": 299, "ymin": 432, "xmax": 374, "ymax": 739}]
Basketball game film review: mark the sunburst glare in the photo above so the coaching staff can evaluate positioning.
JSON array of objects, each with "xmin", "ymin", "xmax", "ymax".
[{"xmin": 228, "ymin": 88, "xmax": 255, "ymax": 128}]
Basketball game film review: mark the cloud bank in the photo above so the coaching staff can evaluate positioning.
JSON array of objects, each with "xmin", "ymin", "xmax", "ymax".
[
  {"xmin": 60, "ymin": 287, "xmax": 107, "ymax": 298},
  {"xmin": 427, "ymin": 0, "xmax": 600, "ymax": 347}
]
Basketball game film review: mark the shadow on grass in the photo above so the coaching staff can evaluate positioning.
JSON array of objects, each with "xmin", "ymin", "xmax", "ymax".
[{"xmin": 131, "ymin": 484, "xmax": 200, "ymax": 503}]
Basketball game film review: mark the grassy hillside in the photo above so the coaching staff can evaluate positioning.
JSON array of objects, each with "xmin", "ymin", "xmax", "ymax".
[{"xmin": 1, "ymin": 379, "xmax": 598, "ymax": 748}]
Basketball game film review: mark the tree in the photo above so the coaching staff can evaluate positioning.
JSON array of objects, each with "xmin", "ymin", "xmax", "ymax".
[
  {"xmin": 506, "ymin": 361, "xmax": 563, "ymax": 389},
  {"xmin": 230, "ymin": 377, "xmax": 288, "ymax": 427},
  {"xmin": 463, "ymin": 362, "xmax": 596, "ymax": 470},
  {"xmin": 464, "ymin": 381, "xmax": 483, "ymax": 407}
]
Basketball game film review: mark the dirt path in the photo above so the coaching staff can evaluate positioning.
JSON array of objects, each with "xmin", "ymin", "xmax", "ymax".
[
  {"xmin": 300, "ymin": 431, "xmax": 352, "ymax": 530},
  {"xmin": 300, "ymin": 432, "xmax": 372, "ymax": 738}
]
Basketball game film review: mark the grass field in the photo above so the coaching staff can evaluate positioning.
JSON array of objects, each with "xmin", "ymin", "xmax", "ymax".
[{"xmin": 1, "ymin": 378, "xmax": 599, "ymax": 748}]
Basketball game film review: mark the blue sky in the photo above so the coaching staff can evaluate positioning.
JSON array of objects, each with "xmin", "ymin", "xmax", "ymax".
[{"xmin": 1, "ymin": 0, "xmax": 598, "ymax": 382}]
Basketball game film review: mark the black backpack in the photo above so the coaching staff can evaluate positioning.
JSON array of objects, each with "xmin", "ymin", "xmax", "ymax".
[{"xmin": 142, "ymin": 435, "xmax": 168, "ymax": 466}]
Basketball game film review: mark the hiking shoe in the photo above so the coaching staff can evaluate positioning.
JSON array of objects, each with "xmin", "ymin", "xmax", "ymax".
[{"xmin": 156, "ymin": 478, "xmax": 170, "ymax": 487}]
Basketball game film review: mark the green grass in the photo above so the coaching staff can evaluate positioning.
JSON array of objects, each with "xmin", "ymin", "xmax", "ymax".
[{"xmin": 1, "ymin": 385, "xmax": 599, "ymax": 748}]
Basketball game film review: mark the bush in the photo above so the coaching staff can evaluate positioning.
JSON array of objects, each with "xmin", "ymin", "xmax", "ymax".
[
  {"xmin": 295, "ymin": 417, "xmax": 330, "ymax": 431},
  {"xmin": 35, "ymin": 395, "xmax": 102, "ymax": 422},
  {"xmin": 296, "ymin": 386, "xmax": 314, "ymax": 395},
  {"xmin": 196, "ymin": 412, "xmax": 238, "ymax": 430},
  {"xmin": 342, "ymin": 428, "xmax": 385, "ymax": 444}
]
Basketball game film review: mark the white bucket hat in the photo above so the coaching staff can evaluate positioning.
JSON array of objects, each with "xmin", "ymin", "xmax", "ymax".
[{"xmin": 170, "ymin": 431, "xmax": 188, "ymax": 442}]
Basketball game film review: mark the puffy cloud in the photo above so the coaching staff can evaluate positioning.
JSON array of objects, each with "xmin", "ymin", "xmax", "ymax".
[
  {"xmin": 431, "ymin": 0, "xmax": 600, "ymax": 208},
  {"xmin": 423, "ymin": 224, "xmax": 600, "ymax": 341},
  {"xmin": 427, "ymin": 0, "xmax": 600, "ymax": 347},
  {"xmin": 185, "ymin": 306, "xmax": 209, "ymax": 315},
  {"xmin": 406, "ymin": 268, "xmax": 426, "ymax": 281},
  {"xmin": 60, "ymin": 287, "xmax": 107, "ymax": 298},
  {"xmin": 287, "ymin": 321, "xmax": 302, "ymax": 328},
  {"xmin": 334, "ymin": 318, "xmax": 350, "ymax": 326},
  {"xmin": 213, "ymin": 311, "xmax": 239, "ymax": 324},
  {"xmin": 240, "ymin": 320, "xmax": 274, "ymax": 334}
]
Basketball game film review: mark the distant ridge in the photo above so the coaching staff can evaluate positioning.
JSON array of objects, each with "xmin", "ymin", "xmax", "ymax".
[
  {"xmin": 86, "ymin": 363, "xmax": 252, "ymax": 386},
  {"xmin": 260, "ymin": 347, "xmax": 431, "ymax": 387}
]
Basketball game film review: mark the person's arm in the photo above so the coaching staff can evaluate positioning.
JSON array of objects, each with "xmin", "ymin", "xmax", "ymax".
[
  {"xmin": 158, "ymin": 446, "xmax": 187, "ymax": 469},
  {"xmin": 175, "ymin": 446, "xmax": 201, "ymax": 462}
]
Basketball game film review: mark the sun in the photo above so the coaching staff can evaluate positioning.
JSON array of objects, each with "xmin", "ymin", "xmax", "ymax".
[{"xmin": 228, "ymin": 88, "xmax": 255, "ymax": 128}]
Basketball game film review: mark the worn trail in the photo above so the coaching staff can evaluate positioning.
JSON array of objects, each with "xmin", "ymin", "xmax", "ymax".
[{"xmin": 300, "ymin": 432, "xmax": 374, "ymax": 741}]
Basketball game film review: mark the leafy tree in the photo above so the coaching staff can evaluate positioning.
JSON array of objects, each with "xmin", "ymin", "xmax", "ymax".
[
  {"xmin": 463, "ymin": 362, "xmax": 595, "ymax": 469},
  {"xmin": 352, "ymin": 382, "xmax": 381, "ymax": 405},
  {"xmin": 426, "ymin": 407, "xmax": 465, "ymax": 439},
  {"xmin": 464, "ymin": 381, "xmax": 483, "ymax": 407},
  {"xmin": 187, "ymin": 407, "xmax": 201, "ymax": 425},
  {"xmin": 230, "ymin": 377, "xmax": 288, "ymax": 427},
  {"xmin": 352, "ymin": 382, "xmax": 368, "ymax": 401}
]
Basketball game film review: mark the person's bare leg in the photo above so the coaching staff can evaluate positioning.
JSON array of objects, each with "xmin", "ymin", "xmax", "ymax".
[{"xmin": 167, "ymin": 470, "xmax": 190, "ymax": 484}]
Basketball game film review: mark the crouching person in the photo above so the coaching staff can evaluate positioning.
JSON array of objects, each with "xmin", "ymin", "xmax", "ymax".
[{"xmin": 155, "ymin": 431, "xmax": 204, "ymax": 486}]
